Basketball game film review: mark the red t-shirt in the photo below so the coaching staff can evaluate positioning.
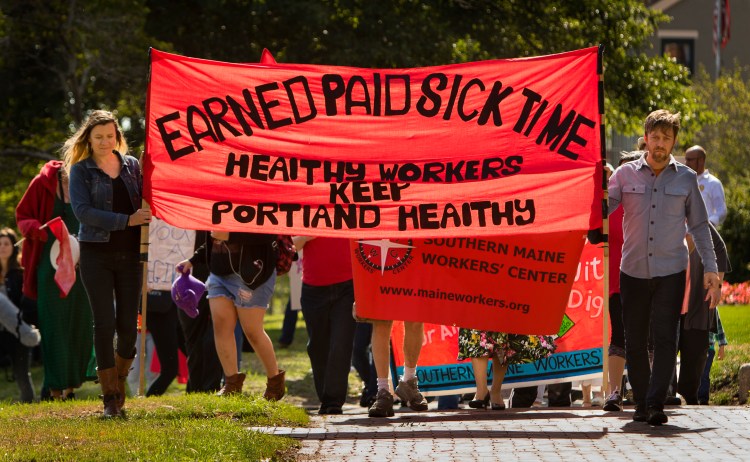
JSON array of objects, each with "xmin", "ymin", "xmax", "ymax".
[
  {"xmin": 301, "ymin": 237, "xmax": 353, "ymax": 286},
  {"xmin": 610, "ymin": 207, "xmax": 624, "ymax": 296}
]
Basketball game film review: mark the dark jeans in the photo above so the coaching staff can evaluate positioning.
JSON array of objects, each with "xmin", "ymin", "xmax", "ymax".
[
  {"xmin": 609, "ymin": 293, "xmax": 625, "ymax": 356},
  {"xmin": 79, "ymin": 249, "xmax": 141, "ymax": 369},
  {"xmin": 301, "ymin": 279, "xmax": 356, "ymax": 408},
  {"xmin": 278, "ymin": 299, "xmax": 298, "ymax": 345},
  {"xmin": 145, "ymin": 292, "xmax": 187, "ymax": 396},
  {"xmin": 176, "ymin": 294, "xmax": 222, "ymax": 393},
  {"xmin": 677, "ymin": 315, "xmax": 709, "ymax": 405},
  {"xmin": 698, "ymin": 348, "xmax": 715, "ymax": 403},
  {"xmin": 621, "ymin": 270, "xmax": 685, "ymax": 410},
  {"xmin": 352, "ymin": 321, "xmax": 377, "ymax": 399},
  {"xmin": 511, "ymin": 383, "xmax": 572, "ymax": 407},
  {"xmin": 0, "ymin": 332, "xmax": 34, "ymax": 402}
]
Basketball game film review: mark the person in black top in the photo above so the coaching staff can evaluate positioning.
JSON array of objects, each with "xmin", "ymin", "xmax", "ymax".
[
  {"xmin": 68, "ymin": 110, "xmax": 151, "ymax": 417},
  {"xmin": 178, "ymin": 231, "xmax": 285, "ymax": 400}
]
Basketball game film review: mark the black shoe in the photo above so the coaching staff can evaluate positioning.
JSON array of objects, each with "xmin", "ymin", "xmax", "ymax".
[
  {"xmin": 318, "ymin": 405, "xmax": 343, "ymax": 415},
  {"xmin": 468, "ymin": 394, "xmax": 490, "ymax": 409},
  {"xmin": 664, "ymin": 396, "xmax": 681, "ymax": 406},
  {"xmin": 633, "ymin": 406, "xmax": 648, "ymax": 422},
  {"xmin": 698, "ymin": 399, "xmax": 709, "ymax": 405},
  {"xmin": 490, "ymin": 401, "xmax": 506, "ymax": 410},
  {"xmin": 359, "ymin": 389, "xmax": 377, "ymax": 408},
  {"xmin": 647, "ymin": 407, "xmax": 668, "ymax": 425},
  {"xmin": 603, "ymin": 390, "xmax": 623, "ymax": 412}
]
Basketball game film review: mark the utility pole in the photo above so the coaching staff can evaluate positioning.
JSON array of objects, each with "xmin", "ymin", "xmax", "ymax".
[{"xmin": 715, "ymin": 0, "xmax": 722, "ymax": 79}]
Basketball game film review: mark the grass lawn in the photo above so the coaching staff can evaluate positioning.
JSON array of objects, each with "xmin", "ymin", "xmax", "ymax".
[
  {"xmin": 1, "ymin": 302, "xmax": 747, "ymax": 459},
  {"xmin": 0, "ymin": 308, "xmax": 361, "ymax": 461},
  {"xmin": 709, "ymin": 304, "xmax": 750, "ymax": 404}
]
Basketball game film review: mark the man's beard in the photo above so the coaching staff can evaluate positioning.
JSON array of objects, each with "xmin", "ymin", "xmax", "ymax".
[{"xmin": 650, "ymin": 150, "xmax": 668, "ymax": 163}]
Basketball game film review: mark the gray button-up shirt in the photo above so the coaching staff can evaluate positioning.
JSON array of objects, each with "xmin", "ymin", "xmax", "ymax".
[{"xmin": 608, "ymin": 154, "xmax": 717, "ymax": 278}]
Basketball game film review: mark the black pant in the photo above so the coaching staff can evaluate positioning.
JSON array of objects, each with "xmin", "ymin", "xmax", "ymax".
[
  {"xmin": 621, "ymin": 271, "xmax": 685, "ymax": 410},
  {"xmin": 176, "ymin": 293, "xmax": 222, "ymax": 393},
  {"xmin": 0, "ymin": 331, "xmax": 34, "ymax": 402},
  {"xmin": 145, "ymin": 291, "xmax": 187, "ymax": 396},
  {"xmin": 351, "ymin": 322, "xmax": 377, "ymax": 398},
  {"xmin": 301, "ymin": 280, "xmax": 356, "ymax": 408},
  {"xmin": 677, "ymin": 315, "xmax": 709, "ymax": 405},
  {"xmin": 511, "ymin": 383, "xmax": 572, "ymax": 408},
  {"xmin": 278, "ymin": 300, "xmax": 298, "ymax": 345},
  {"xmin": 79, "ymin": 249, "xmax": 141, "ymax": 369}
]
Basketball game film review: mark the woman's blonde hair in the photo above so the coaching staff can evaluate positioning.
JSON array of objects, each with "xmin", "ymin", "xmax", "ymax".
[{"xmin": 62, "ymin": 110, "xmax": 128, "ymax": 172}]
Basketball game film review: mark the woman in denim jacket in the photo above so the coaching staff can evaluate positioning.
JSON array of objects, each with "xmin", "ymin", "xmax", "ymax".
[{"xmin": 67, "ymin": 110, "xmax": 151, "ymax": 417}]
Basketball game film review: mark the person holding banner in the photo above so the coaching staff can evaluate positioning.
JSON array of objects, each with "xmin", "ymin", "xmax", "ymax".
[
  {"xmin": 459, "ymin": 329, "xmax": 556, "ymax": 410},
  {"xmin": 294, "ymin": 236, "xmax": 356, "ymax": 415},
  {"xmin": 591, "ymin": 151, "xmax": 640, "ymax": 412},
  {"xmin": 608, "ymin": 109, "xmax": 721, "ymax": 426},
  {"xmin": 67, "ymin": 110, "xmax": 150, "ymax": 417},
  {"xmin": 177, "ymin": 231, "xmax": 223, "ymax": 393},
  {"xmin": 179, "ymin": 231, "xmax": 284, "ymax": 400},
  {"xmin": 16, "ymin": 159, "xmax": 96, "ymax": 401},
  {"xmin": 368, "ymin": 320, "xmax": 428, "ymax": 418}
]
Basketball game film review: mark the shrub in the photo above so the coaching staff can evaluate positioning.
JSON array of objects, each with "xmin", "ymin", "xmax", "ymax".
[
  {"xmin": 721, "ymin": 176, "xmax": 750, "ymax": 284},
  {"xmin": 721, "ymin": 281, "xmax": 750, "ymax": 305}
]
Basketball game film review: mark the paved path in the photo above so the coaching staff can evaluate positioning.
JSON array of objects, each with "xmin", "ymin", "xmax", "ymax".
[{"xmin": 254, "ymin": 403, "xmax": 750, "ymax": 461}]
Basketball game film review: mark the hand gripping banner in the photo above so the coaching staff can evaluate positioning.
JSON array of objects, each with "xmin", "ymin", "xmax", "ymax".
[{"xmin": 144, "ymin": 47, "xmax": 602, "ymax": 238}]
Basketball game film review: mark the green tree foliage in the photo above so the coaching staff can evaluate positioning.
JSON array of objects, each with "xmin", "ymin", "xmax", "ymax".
[
  {"xmin": 691, "ymin": 64, "xmax": 750, "ymax": 283},
  {"xmin": 144, "ymin": 0, "xmax": 704, "ymax": 137},
  {"xmin": 691, "ymin": 64, "xmax": 750, "ymax": 181},
  {"xmin": 721, "ymin": 176, "xmax": 750, "ymax": 283},
  {"xmin": 1, "ymin": 0, "xmax": 709, "ymax": 229},
  {"xmin": 0, "ymin": 0, "xmax": 167, "ymax": 227}
]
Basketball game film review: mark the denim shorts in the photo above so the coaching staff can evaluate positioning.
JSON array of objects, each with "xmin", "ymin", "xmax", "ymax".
[{"xmin": 206, "ymin": 270, "xmax": 276, "ymax": 309}]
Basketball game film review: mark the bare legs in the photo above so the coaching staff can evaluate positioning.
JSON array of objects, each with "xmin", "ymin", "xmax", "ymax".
[
  {"xmin": 371, "ymin": 320, "xmax": 423, "ymax": 379},
  {"xmin": 210, "ymin": 296, "xmax": 279, "ymax": 378},
  {"xmin": 470, "ymin": 355, "xmax": 508, "ymax": 408}
]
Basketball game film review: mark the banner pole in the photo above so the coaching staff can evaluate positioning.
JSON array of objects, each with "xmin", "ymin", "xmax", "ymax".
[
  {"xmin": 138, "ymin": 152, "xmax": 151, "ymax": 397},
  {"xmin": 597, "ymin": 44, "xmax": 611, "ymax": 397},
  {"xmin": 138, "ymin": 49, "xmax": 154, "ymax": 398}
]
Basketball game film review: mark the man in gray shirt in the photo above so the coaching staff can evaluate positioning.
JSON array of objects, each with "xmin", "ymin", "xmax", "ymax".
[{"xmin": 608, "ymin": 109, "xmax": 721, "ymax": 426}]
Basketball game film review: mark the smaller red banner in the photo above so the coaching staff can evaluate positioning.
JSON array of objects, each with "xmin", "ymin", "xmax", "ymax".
[{"xmin": 352, "ymin": 232, "xmax": 586, "ymax": 334}]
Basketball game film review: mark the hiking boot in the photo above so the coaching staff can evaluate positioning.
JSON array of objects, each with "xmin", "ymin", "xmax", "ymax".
[
  {"xmin": 395, "ymin": 377, "xmax": 428, "ymax": 411},
  {"xmin": 368, "ymin": 388, "xmax": 395, "ymax": 417},
  {"xmin": 603, "ymin": 390, "xmax": 623, "ymax": 412},
  {"xmin": 664, "ymin": 396, "xmax": 681, "ymax": 406}
]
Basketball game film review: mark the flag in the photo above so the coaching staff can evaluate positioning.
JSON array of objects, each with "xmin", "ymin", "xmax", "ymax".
[
  {"xmin": 47, "ymin": 216, "xmax": 76, "ymax": 297},
  {"xmin": 713, "ymin": 0, "xmax": 731, "ymax": 54},
  {"xmin": 260, "ymin": 48, "xmax": 277, "ymax": 64}
]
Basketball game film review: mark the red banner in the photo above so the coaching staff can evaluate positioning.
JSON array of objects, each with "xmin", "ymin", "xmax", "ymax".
[
  {"xmin": 389, "ymin": 241, "xmax": 605, "ymax": 394},
  {"xmin": 352, "ymin": 232, "xmax": 586, "ymax": 334},
  {"xmin": 144, "ymin": 48, "xmax": 602, "ymax": 238}
]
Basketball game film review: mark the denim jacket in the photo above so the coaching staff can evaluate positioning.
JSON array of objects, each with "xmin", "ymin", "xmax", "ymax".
[{"xmin": 69, "ymin": 152, "xmax": 142, "ymax": 242}]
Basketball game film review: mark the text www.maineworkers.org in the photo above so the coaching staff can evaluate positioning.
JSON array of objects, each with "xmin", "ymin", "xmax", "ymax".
[{"xmin": 378, "ymin": 286, "xmax": 530, "ymax": 314}]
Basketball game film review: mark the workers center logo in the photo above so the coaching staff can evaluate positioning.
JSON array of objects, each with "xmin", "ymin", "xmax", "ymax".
[{"xmin": 355, "ymin": 239, "xmax": 415, "ymax": 275}]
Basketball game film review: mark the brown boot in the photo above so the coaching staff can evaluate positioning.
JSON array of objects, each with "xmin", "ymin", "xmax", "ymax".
[
  {"xmin": 97, "ymin": 367, "xmax": 121, "ymax": 418},
  {"xmin": 217, "ymin": 372, "xmax": 246, "ymax": 396},
  {"xmin": 115, "ymin": 353, "xmax": 134, "ymax": 409},
  {"xmin": 263, "ymin": 369, "xmax": 286, "ymax": 401}
]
